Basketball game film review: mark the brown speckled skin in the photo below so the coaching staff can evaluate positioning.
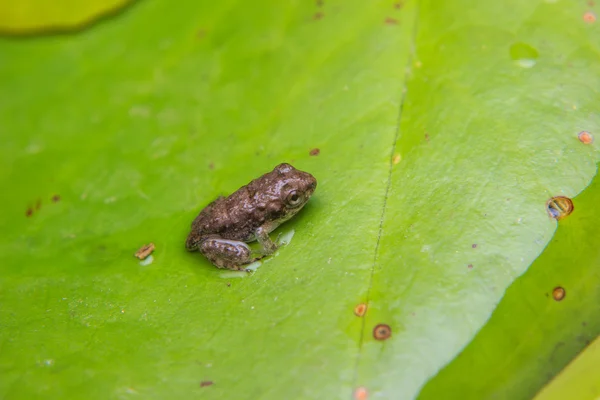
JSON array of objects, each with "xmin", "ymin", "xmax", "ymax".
[{"xmin": 186, "ymin": 163, "xmax": 317, "ymax": 270}]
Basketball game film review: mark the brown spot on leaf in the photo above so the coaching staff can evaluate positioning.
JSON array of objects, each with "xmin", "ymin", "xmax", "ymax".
[
  {"xmin": 578, "ymin": 131, "xmax": 594, "ymax": 144},
  {"xmin": 354, "ymin": 386, "xmax": 368, "ymax": 400},
  {"xmin": 208, "ymin": 162, "xmax": 214, "ymax": 170},
  {"xmin": 52, "ymin": 194, "xmax": 61, "ymax": 202},
  {"xmin": 385, "ymin": 17, "xmax": 398, "ymax": 25},
  {"xmin": 546, "ymin": 196, "xmax": 574, "ymax": 220},
  {"xmin": 226, "ymin": 282, "xmax": 231, "ymax": 287},
  {"xmin": 583, "ymin": 11, "xmax": 596, "ymax": 23},
  {"xmin": 467, "ymin": 264, "xmax": 473, "ymax": 269},
  {"xmin": 134, "ymin": 243, "xmax": 155, "ymax": 260},
  {"xmin": 316, "ymin": 0, "xmax": 324, "ymax": 6},
  {"xmin": 35, "ymin": 198, "xmax": 42, "ymax": 210},
  {"xmin": 354, "ymin": 303, "xmax": 367, "ymax": 317},
  {"xmin": 200, "ymin": 381, "xmax": 214, "ymax": 387},
  {"xmin": 314, "ymin": 12, "xmax": 324, "ymax": 20},
  {"xmin": 25, "ymin": 207, "xmax": 33, "ymax": 217},
  {"xmin": 394, "ymin": 1, "xmax": 403, "ymax": 9},
  {"xmin": 553, "ymin": 287, "xmax": 566, "ymax": 301},
  {"xmin": 472, "ymin": 243, "xmax": 477, "ymax": 248},
  {"xmin": 373, "ymin": 323, "xmax": 391, "ymax": 340},
  {"xmin": 309, "ymin": 148, "xmax": 320, "ymax": 156},
  {"xmin": 392, "ymin": 154, "xmax": 401, "ymax": 164}
]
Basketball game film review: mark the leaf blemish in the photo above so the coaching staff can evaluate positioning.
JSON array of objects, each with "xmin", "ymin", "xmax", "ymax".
[
  {"xmin": 373, "ymin": 323, "xmax": 392, "ymax": 340},
  {"xmin": 583, "ymin": 11, "xmax": 596, "ymax": 23},
  {"xmin": 309, "ymin": 148, "xmax": 320, "ymax": 156},
  {"xmin": 313, "ymin": 12, "xmax": 324, "ymax": 20},
  {"xmin": 578, "ymin": 131, "xmax": 594, "ymax": 144},
  {"xmin": 552, "ymin": 287, "xmax": 566, "ymax": 301},
  {"xmin": 354, "ymin": 386, "xmax": 368, "ymax": 400},
  {"xmin": 384, "ymin": 17, "xmax": 398, "ymax": 25},
  {"xmin": 354, "ymin": 303, "xmax": 367, "ymax": 317}
]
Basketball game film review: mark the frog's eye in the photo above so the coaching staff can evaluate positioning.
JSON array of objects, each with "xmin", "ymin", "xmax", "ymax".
[{"xmin": 285, "ymin": 190, "xmax": 303, "ymax": 207}]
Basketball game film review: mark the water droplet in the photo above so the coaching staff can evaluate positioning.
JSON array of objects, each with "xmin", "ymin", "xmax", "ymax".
[
  {"xmin": 139, "ymin": 255, "xmax": 154, "ymax": 266},
  {"xmin": 509, "ymin": 43, "xmax": 539, "ymax": 68},
  {"xmin": 578, "ymin": 131, "xmax": 594, "ymax": 144},
  {"xmin": 546, "ymin": 196, "xmax": 574, "ymax": 220},
  {"xmin": 219, "ymin": 261, "xmax": 262, "ymax": 278},
  {"xmin": 552, "ymin": 286, "xmax": 566, "ymax": 301},
  {"xmin": 373, "ymin": 323, "xmax": 392, "ymax": 340}
]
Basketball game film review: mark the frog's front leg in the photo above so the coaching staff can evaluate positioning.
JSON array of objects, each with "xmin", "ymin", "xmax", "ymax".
[
  {"xmin": 199, "ymin": 235, "xmax": 254, "ymax": 271},
  {"xmin": 254, "ymin": 226, "xmax": 279, "ymax": 256}
]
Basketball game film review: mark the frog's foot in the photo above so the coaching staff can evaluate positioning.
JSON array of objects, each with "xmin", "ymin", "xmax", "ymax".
[
  {"xmin": 199, "ymin": 237, "xmax": 254, "ymax": 271},
  {"xmin": 255, "ymin": 226, "xmax": 279, "ymax": 256}
]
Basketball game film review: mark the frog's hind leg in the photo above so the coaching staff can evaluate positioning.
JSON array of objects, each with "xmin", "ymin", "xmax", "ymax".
[{"xmin": 199, "ymin": 237, "xmax": 255, "ymax": 271}]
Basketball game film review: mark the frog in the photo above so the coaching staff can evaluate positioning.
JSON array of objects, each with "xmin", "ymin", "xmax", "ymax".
[{"xmin": 185, "ymin": 163, "xmax": 317, "ymax": 270}]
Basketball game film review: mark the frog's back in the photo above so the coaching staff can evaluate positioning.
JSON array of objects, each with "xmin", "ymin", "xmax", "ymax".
[
  {"xmin": 187, "ymin": 185, "xmax": 265, "ymax": 246},
  {"xmin": 189, "ymin": 196, "xmax": 228, "ymax": 234}
]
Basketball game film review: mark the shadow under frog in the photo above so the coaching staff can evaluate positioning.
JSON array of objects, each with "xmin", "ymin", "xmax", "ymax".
[{"xmin": 186, "ymin": 163, "xmax": 317, "ymax": 271}]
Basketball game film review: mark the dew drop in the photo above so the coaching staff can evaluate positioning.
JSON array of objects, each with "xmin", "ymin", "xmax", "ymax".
[
  {"xmin": 509, "ymin": 43, "xmax": 539, "ymax": 68},
  {"xmin": 546, "ymin": 196, "xmax": 574, "ymax": 220}
]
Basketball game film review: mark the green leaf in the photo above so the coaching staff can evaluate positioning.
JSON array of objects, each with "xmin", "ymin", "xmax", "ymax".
[
  {"xmin": 0, "ymin": 1, "xmax": 413, "ymax": 398},
  {"xmin": 0, "ymin": 0, "xmax": 133, "ymax": 34},
  {"xmin": 419, "ymin": 165, "xmax": 600, "ymax": 399},
  {"xmin": 1, "ymin": 1, "xmax": 599, "ymax": 399},
  {"xmin": 534, "ymin": 336, "xmax": 600, "ymax": 400},
  {"xmin": 356, "ymin": 1, "xmax": 600, "ymax": 398}
]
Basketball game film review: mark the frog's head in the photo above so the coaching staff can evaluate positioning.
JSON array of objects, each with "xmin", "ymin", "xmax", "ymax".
[{"xmin": 273, "ymin": 163, "xmax": 317, "ymax": 214}]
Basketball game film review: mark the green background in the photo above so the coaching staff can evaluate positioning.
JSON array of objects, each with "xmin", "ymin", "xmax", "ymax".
[{"xmin": 1, "ymin": 0, "xmax": 599, "ymax": 399}]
